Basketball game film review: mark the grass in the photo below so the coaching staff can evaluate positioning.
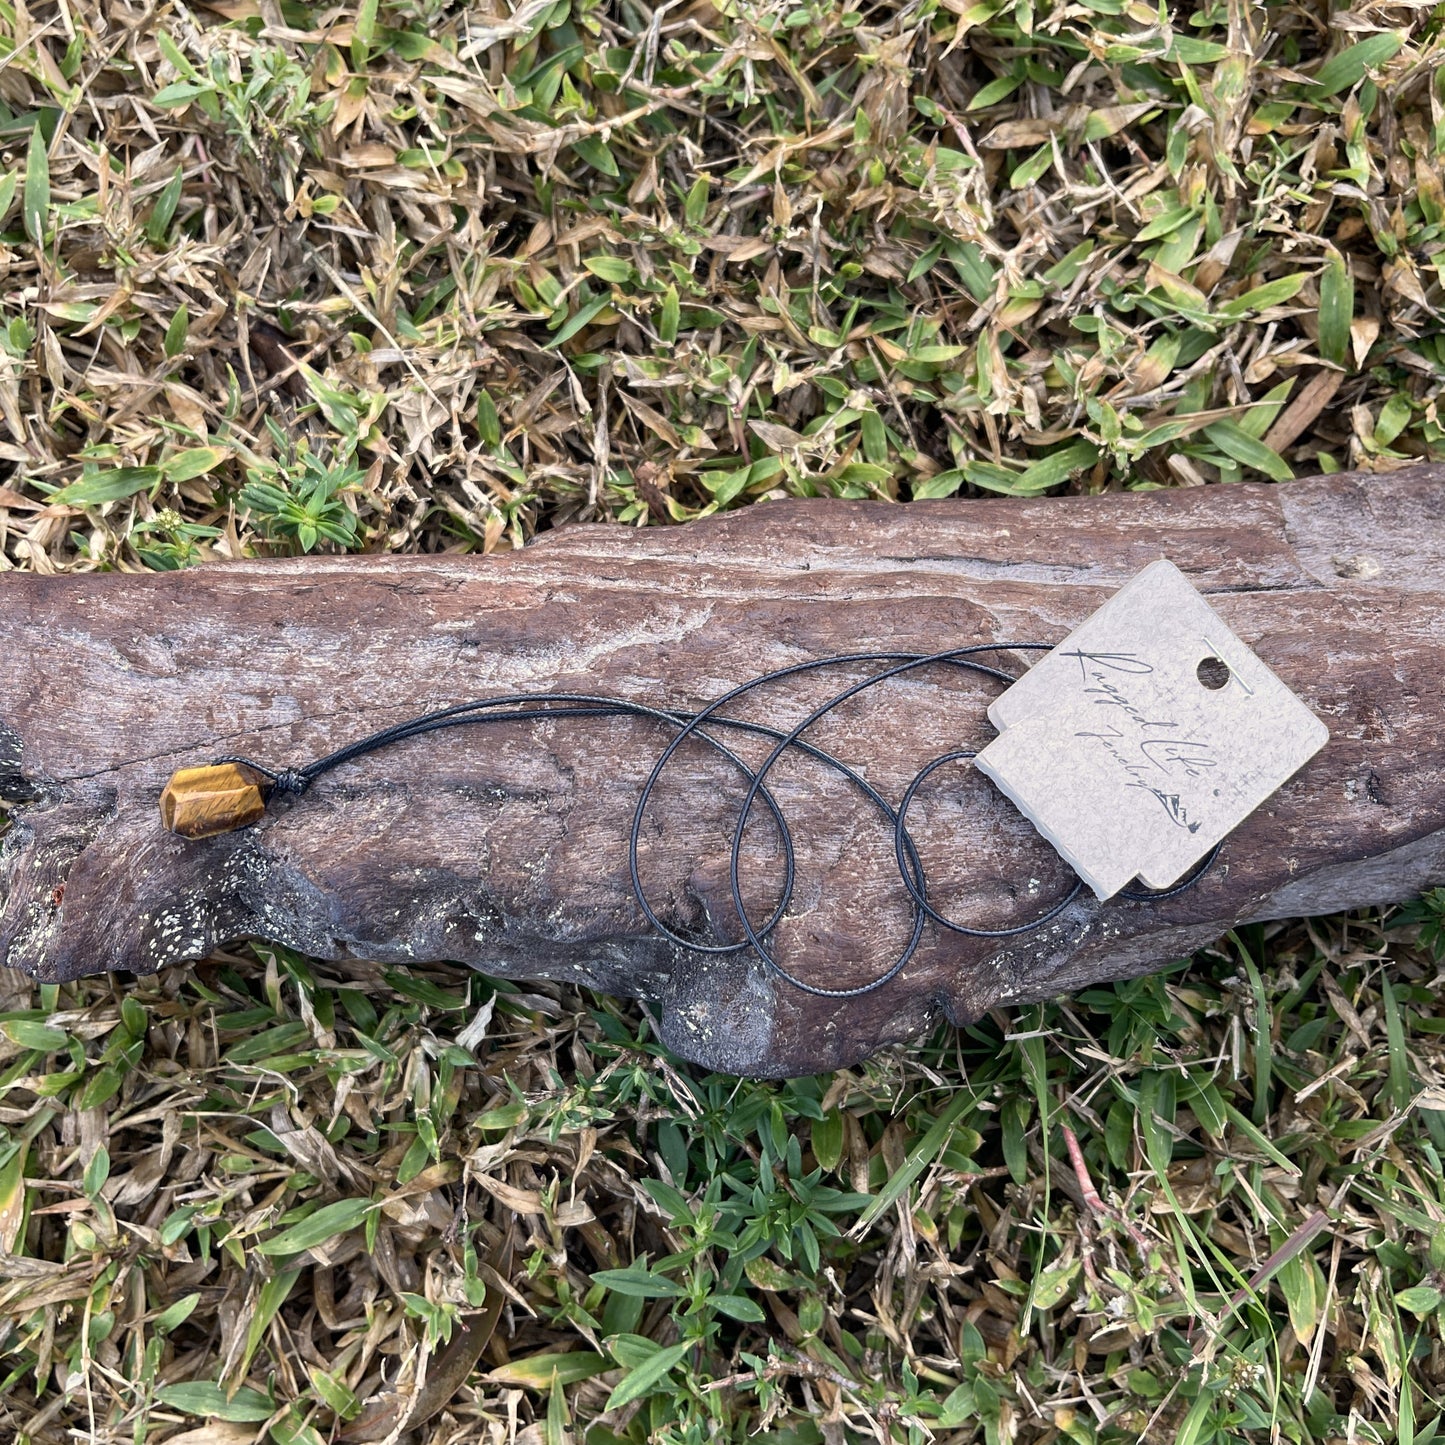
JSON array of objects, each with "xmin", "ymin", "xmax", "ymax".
[
  {"xmin": 4, "ymin": 914, "xmax": 1445, "ymax": 1443},
  {"xmin": 2, "ymin": 0, "xmax": 1445, "ymax": 1439}
]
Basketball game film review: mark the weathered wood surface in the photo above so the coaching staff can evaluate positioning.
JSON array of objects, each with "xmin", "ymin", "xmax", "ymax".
[{"xmin": 2, "ymin": 467, "xmax": 1442, "ymax": 1076}]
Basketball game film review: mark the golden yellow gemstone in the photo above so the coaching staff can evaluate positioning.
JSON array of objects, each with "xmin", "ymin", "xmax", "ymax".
[{"xmin": 159, "ymin": 763, "xmax": 269, "ymax": 839}]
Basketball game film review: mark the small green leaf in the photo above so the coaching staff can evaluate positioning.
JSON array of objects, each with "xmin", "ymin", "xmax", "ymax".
[
  {"xmin": 82, "ymin": 1145, "xmax": 110, "ymax": 1199},
  {"xmin": 968, "ymin": 71, "xmax": 1025, "ymax": 110},
  {"xmin": 1235, "ymin": 379, "xmax": 1294, "ymax": 440},
  {"xmin": 710, "ymin": 1294, "xmax": 766, "ymax": 1323},
  {"xmin": 1318, "ymin": 249, "xmax": 1353, "ymax": 367},
  {"xmin": 812, "ymin": 1111, "xmax": 844, "ymax": 1171},
  {"xmin": 270, "ymin": 1403, "xmax": 325, "ymax": 1445},
  {"xmin": 684, "ymin": 174, "xmax": 709, "ymax": 228},
  {"xmin": 160, "ymin": 1205, "xmax": 201, "ymax": 1247},
  {"xmin": 1396, "ymin": 1285, "xmax": 1444, "ymax": 1317},
  {"xmin": 911, "ymin": 469, "xmax": 966, "ymax": 500},
  {"xmin": 153, "ymin": 1293, "xmax": 202, "ymax": 1334},
  {"xmin": 355, "ymin": 0, "xmax": 380, "ymax": 46},
  {"xmin": 256, "ymin": 1197, "xmax": 376, "ymax": 1256},
  {"xmin": 859, "ymin": 410, "xmax": 888, "ymax": 466},
  {"xmin": 854, "ymin": 1093, "xmax": 974, "ymax": 1232},
  {"xmin": 658, "ymin": 285, "xmax": 680, "ymax": 346},
  {"xmin": 700, "ymin": 464, "xmax": 750, "ymax": 506},
  {"xmin": 46, "ymin": 302, "xmax": 98, "ymax": 324},
  {"xmin": 487, "ymin": 1352, "xmax": 609, "ymax": 1389},
  {"xmin": 1375, "ymin": 393, "xmax": 1412, "ymax": 449},
  {"xmin": 1277, "ymin": 1252, "xmax": 1322, "ymax": 1343},
  {"xmin": 1134, "ymin": 206, "xmax": 1196, "ymax": 243},
  {"xmin": 544, "ymin": 294, "xmax": 612, "ymax": 350},
  {"xmin": 1183, "ymin": 1075, "xmax": 1228, "ymax": 1136},
  {"xmin": 592, "ymin": 1264, "xmax": 687, "ymax": 1299},
  {"xmin": 76, "ymin": 1065, "xmax": 125, "ymax": 1111},
  {"xmin": 299, "ymin": 366, "xmax": 364, "ymax": 438},
  {"xmin": 744, "ymin": 1256, "xmax": 801, "ymax": 1292},
  {"xmin": 237, "ymin": 1268, "xmax": 300, "ymax": 1380},
  {"xmin": 52, "ymin": 467, "xmax": 162, "ymax": 506},
  {"xmin": 155, "ymin": 1383, "xmax": 274, "ymax": 1422},
  {"xmin": 1219, "ymin": 272, "xmax": 1308, "ymax": 318},
  {"xmin": 164, "ymin": 304, "xmax": 190, "ymax": 358},
  {"xmin": 906, "ymin": 242, "xmax": 943, "ymax": 284},
  {"xmin": 603, "ymin": 1338, "xmax": 690, "ymax": 1411},
  {"xmin": 1085, "ymin": 105, "xmax": 1158, "ymax": 142},
  {"xmin": 23, "ymin": 123, "xmax": 50, "ymax": 246},
  {"xmin": 1308, "ymin": 31, "xmax": 1406, "ymax": 96},
  {"xmin": 1167, "ymin": 36, "xmax": 1229, "ymax": 64},
  {"xmin": 584, "ymin": 256, "xmax": 632, "ymax": 284},
  {"xmin": 156, "ymin": 29, "xmax": 200, "ymax": 81},
  {"xmin": 163, "ymin": 446, "xmax": 227, "ymax": 483},
  {"xmin": 382, "ymin": 970, "xmax": 467, "ymax": 1009},
  {"xmin": 308, "ymin": 1366, "xmax": 361, "ymax": 1420},
  {"xmin": 1382, "ymin": 973, "xmax": 1413, "ymax": 1112},
  {"xmin": 0, "ymin": 1019, "xmax": 68, "ymax": 1050},
  {"xmin": 1201, "ymin": 421, "xmax": 1294, "ymax": 481},
  {"xmin": 396, "ymin": 1134, "xmax": 429, "ymax": 1185},
  {"xmin": 1009, "ymin": 145, "xmax": 1052, "ymax": 189},
  {"xmin": 473, "ymin": 1100, "xmax": 527, "ymax": 1130},
  {"xmin": 0, "ymin": 1143, "xmax": 26, "ymax": 1253},
  {"xmin": 147, "ymin": 166, "xmax": 185, "ymax": 243},
  {"xmin": 832, "ymin": 462, "xmax": 891, "ymax": 486},
  {"xmin": 1105, "ymin": 1098, "xmax": 1133, "ymax": 1170},
  {"xmin": 571, "ymin": 136, "xmax": 619, "ymax": 177},
  {"xmin": 1028, "ymin": 1258, "xmax": 1081, "ymax": 1312},
  {"xmin": 910, "ymin": 344, "xmax": 967, "ymax": 363},
  {"xmin": 1017, "ymin": 440, "xmax": 1099, "ymax": 493},
  {"xmin": 153, "ymin": 82, "xmax": 212, "ymax": 109},
  {"xmin": 476, "ymin": 389, "xmax": 502, "ymax": 447},
  {"xmin": 0, "ymin": 171, "xmax": 18, "ymax": 227},
  {"xmin": 1174, "ymin": 1382, "xmax": 1214, "ymax": 1445},
  {"xmin": 948, "ymin": 241, "xmax": 995, "ymax": 301},
  {"xmin": 963, "ymin": 460, "xmax": 1034, "ymax": 496}
]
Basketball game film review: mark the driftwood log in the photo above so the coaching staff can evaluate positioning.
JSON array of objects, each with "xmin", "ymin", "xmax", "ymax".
[{"xmin": 2, "ymin": 468, "xmax": 1442, "ymax": 1076}]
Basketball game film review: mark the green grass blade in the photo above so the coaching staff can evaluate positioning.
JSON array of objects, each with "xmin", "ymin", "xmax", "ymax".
[
  {"xmin": 1308, "ymin": 32, "xmax": 1406, "ymax": 96},
  {"xmin": 1319, "ymin": 249, "xmax": 1354, "ymax": 367},
  {"xmin": 851, "ymin": 1092, "xmax": 974, "ymax": 1235},
  {"xmin": 23, "ymin": 123, "xmax": 49, "ymax": 245}
]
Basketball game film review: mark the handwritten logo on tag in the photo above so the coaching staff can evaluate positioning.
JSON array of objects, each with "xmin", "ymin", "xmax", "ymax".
[{"xmin": 1067, "ymin": 650, "xmax": 1212, "ymax": 833}]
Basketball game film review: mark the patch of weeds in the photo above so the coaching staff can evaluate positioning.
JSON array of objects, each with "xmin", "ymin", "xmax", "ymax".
[
  {"xmin": 1392, "ymin": 887, "xmax": 1445, "ymax": 961},
  {"xmin": 128, "ymin": 510, "xmax": 224, "ymax": 570},
  {"xmin": 152, "ymin": 33, "xmax": 329, "ymax": 160},
  {"xmin": 238, "ymin": 422, "xmax": 364, "ymax": 553}
]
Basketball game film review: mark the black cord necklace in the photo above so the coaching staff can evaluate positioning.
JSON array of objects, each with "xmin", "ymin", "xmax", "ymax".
[{"xmin": 161, "ymin": 641, "xmax": 1217, "ymax": 999}]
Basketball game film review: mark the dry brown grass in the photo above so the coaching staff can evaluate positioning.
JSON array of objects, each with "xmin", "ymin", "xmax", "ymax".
[{"xmin": 2, "ymin": 0, "xmax": 1442, "ymax": 573}]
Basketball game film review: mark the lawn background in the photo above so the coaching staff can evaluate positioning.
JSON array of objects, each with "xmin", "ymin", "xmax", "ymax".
[{"xmin": 2, "ymin": 0, "xmax": 1445, "ymax": 1440}]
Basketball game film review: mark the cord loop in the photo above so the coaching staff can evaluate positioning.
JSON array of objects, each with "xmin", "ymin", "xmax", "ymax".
[{"xmin": 207, "ymin": 642, "xmax": 1217, "ymax": 997}]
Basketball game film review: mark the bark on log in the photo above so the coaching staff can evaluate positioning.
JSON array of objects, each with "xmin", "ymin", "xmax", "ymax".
[{"xmin": 2, "ymin": 468, "xmax": 1442, "ymax": 1076}]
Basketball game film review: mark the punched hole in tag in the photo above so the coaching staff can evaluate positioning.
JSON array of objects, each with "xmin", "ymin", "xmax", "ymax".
[{"xmin": 1196, "ymin": 656, "xmax": 1231, "ymax": 690}]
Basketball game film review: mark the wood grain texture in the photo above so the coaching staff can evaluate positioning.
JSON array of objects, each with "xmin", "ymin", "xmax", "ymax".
[{"xmin": 2, "ymin": 467, "xmax": 1442, "ymax": 1076}]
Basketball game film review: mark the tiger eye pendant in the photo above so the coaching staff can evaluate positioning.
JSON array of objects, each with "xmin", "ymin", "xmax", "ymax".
[{"xmin": 159, "ymin": 762, "xmax": 270, "ymax": 839}]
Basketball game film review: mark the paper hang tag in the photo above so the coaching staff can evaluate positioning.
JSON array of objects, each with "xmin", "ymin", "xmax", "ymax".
[{"xmin": 974, "ymin": 559, "xmax": 1329, "ymax": 900}]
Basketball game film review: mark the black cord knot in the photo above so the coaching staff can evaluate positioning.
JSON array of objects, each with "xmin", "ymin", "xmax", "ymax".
[{"xmin": 271, "ymin": 768, "xmax": 311, "ymax": 797}]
